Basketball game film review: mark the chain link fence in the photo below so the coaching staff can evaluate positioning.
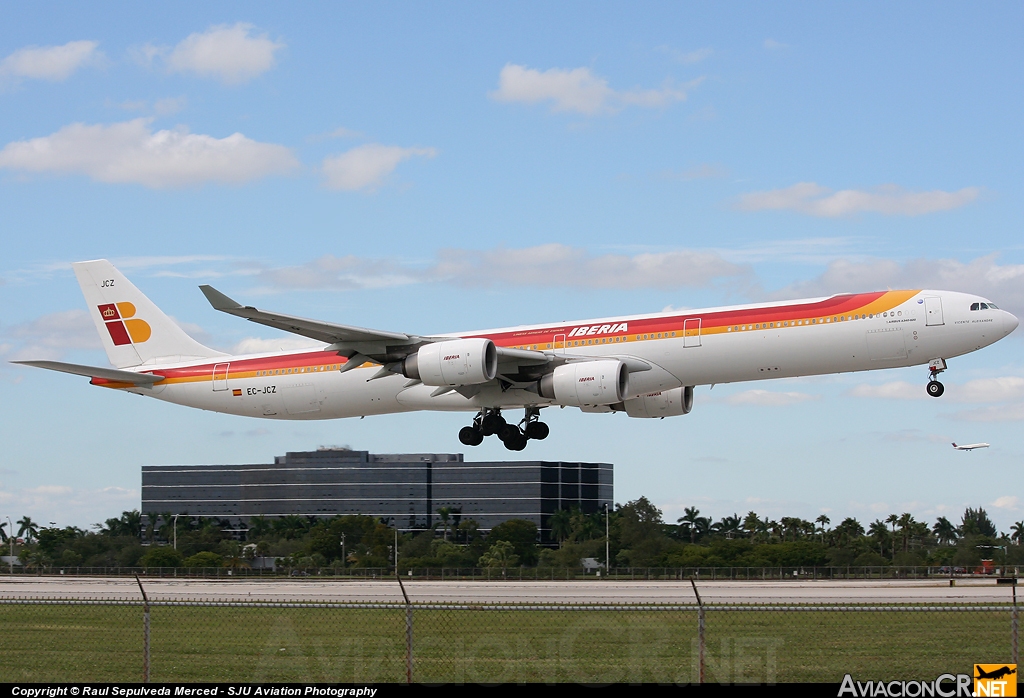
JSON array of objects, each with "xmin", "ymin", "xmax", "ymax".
[
  {"xmin": 0, "ymin": 594, "xmax": 1017, "ymax": 683},
  {"xmin": 4, "ymin": 565, "xmax": 1022, "ymax": 579}
]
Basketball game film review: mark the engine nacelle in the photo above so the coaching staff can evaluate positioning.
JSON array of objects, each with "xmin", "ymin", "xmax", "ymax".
[
  {"xmin": 403, "ymin": 338, "xmax": 497, "ymax": 387},
  {"xmin": 619, "ymin": 386, "xmax": 694, "ymax": 418},
  {"xmin": 537, "ymin": 360, "xmax": 628, "ymax": 406}
]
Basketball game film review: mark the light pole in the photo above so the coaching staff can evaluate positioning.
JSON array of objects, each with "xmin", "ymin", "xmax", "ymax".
[
  {"xmin": 605, "ymin": 503, "xmax": 610, "ymax": 578},
  {"xmin": 172, "ymin": 514, "xmax": 181, "ymax": 550},
  {"xmin": 340, "ymin": 533, "xmax": 346, "ymax": 573},
  {"xmin": 5, "ymin": 516, "xmax": 12, "ymax": 574}
]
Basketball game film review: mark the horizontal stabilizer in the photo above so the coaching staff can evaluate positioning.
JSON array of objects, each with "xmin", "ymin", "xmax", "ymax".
[{"xmin": 11, "ymin": 360, "xmax": 163, "ymax": 385}]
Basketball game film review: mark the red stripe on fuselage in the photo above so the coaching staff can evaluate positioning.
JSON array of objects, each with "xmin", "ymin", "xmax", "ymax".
[{"xmin": 143, "ymin": 292, "xmax": 901, "ymax": 381}]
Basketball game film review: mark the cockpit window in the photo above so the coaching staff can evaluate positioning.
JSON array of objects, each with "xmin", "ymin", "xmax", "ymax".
[
  {"xmin": 972, "ymin": 302, "xmax": 999, "ymax": 310},
  {"xmin": 971, "ymin": 303, "xmax": 980, "ymax": 310},
  {"xmin": 988, "ymin": 303, "xmax": 999, "ymax": 309}
]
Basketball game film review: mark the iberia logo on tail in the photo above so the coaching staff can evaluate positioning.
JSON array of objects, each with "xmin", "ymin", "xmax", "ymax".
[{"xmin": 97, "ymin": 303, "xmax": 151, "ymax": 346}]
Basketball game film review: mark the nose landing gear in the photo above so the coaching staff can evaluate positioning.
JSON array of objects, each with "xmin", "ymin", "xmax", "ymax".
[
  {"xmin": 457, "ymin": 407, "xmax": 549, "ymax": 450},
  {"xmin": 926, "ymin": 358, "xmax": 946, "ymax": 398}
]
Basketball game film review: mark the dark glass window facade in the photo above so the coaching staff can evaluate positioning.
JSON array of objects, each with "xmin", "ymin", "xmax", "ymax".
[{"xmin": 142, "ymin": 449, "xmax": 612, "ymax": 542}]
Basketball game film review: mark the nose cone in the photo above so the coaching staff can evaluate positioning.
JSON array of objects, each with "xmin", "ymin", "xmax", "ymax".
[{"xmin": 1006, "ymin": 310, "xmax": 1020, "ymax": 336}]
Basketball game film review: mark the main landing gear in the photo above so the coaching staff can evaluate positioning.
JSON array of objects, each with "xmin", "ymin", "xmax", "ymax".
[
  {"xmin": 458, "ymin": 407, "xmax": 549, "ymax": 451},
  {"xmin": 926, "ymin": 358, "xmax": 946, "ymax": 398}
]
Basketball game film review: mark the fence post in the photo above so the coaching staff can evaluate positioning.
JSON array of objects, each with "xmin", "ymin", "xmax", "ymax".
[
  {"xmin": 690, "ymin": 578, "xmax": 705, "ymax": 685},
  {"xmin": 134, "ymin": 575, "xmax": 150, "ymax": 683},
  {"xmin": 1012, "ymin": 582, "xmax": 1019, "ymax": 665},
  {"xmin": 396, "ymin": 572, "xmax": 413, "ymax": 684}
]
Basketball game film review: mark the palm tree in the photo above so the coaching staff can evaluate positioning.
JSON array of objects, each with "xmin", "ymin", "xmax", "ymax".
[
  {"xmin": 834, "ymin": 517, "xmax": 864, "ymax": 548},
  {"xmin": 678, "ymin": 507, "xmax": 703, "ymax": 544},
  {"xmin": 868, "ymin": 520, "xmax": 889, "ymax": 557},
  {"xmin": 742, "ymin": 511, "xmax": 762, "ymax": 540},
  {"xmin": 548, "ymin": 510, "xmax": 572, "ymax": 547},
  {"xmin": 248, "ymin": 515, "xmax": 272, "ymax": 539},
  {"xmin": 932, "ymin": 517, "xmax": 958, "ymax": 547},
  {"xmin": 0, "ymin": 521, "xmax": 7, "ymax": 543},
  {"xmin": 1011, "ymin": 521, "xmax": 1024, "ymax": 545},
  {"xmin": 897, "ymin": 513, "xmax": 915, "ymax": 554},
  {"xmin": 569, "ymin": 508, "xmax": 600, "ymax": 542},
  {"xmin": 437, "ymin": 507, "xmax": 452, "ymax": 541},
  {"xmin": 885, "ymin": 514, "xmax": 899, "ymax": 559},
  {"xmin": 17, "ymin": 516, "xmax": 39, "ymax": 543},
  {"xmin": 713, "ymin": 514, "xmax": 742, "ymax": 539},
  {"xmin": 815, "ymin": 515, "xmax": 831, "ymax": 543}
]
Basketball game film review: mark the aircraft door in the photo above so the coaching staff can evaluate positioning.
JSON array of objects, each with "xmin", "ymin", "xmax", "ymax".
[
  {"xmin": 554, "ymin": 333, "xmax": 566, "ymax": 354},
  {"xmin": 683, "ymin": 318, "xmax": 702, "ymax": 348},
  {"xmin": 212, "ymin": 362, "xmax": 230, "ymax": 391},
  {"xmin": 924, "ymin": 297, "xmax": 944, "ymax": 326}
]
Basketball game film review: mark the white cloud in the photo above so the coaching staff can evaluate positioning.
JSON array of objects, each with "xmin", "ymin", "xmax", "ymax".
[
  {"xmin": 951, "ymin": 403, "xmax": 1024, "ymax": 423},
  {"xmin": 326, "ymin": 126, "xmax": 363, "ymax": 139},
  {"xmin": 852, "ymin": 377, "xmax": 1024, "ymax": 405},
  {"xmin": 430, "ymin": 245, "xmax": 747, "ymax": 290},
  {"xmin": 723, "ymin": 389, "xmax": 818, "ymax": 406},
  {"xmin": 0, "ymin": 118, "xmax": 298, "ymax": 188},
  {"xmin": 736, "ymin": 182, "xmax": 981, "ymax": 217},
  {"xmin": 764, "ymin": 39, "xmax": 789, "ymax": 51},
  {"xmin": 2, "ymin": 309, "xmax": 100, "ymax": 362},
  {"xmin": 232, "ymin": 337, "xmax": 324, "ymax": 354},
  {"xmin": 992, "ymin": 496, "xmax": 1019, "ymax": 510},
  {"xmin": 849, "ymin": 382, "xmax": 925, "ymax": 400},
  {"xmin": 880, "ymin": 429, "xmax": 950, "ymax": 444},
  {"xmin": 659, "ymin": 163, "xmax": 728, "ymax": 181},
  {"xmin": 769, "ymin": 254, "xmax": 1024, "ymax": 319},
  {"xmin": 958, "ymin": 377, "xmax": 1024, "ymax": 403},
  {"xmin": 0, "ymin": 483, "xmax": 139, "ymax": 528},
  {"xmin": 164, "ymin": 23, "xmax": 284, "ymax": 84},
  {"xmin": 657, "ymin": 46, "xmax": 713, "ymax": 65},
  {"xmin": 118, "ymin": 96, "xmax": 187, "ymax": 116},
  {"xmin": 27, "ymin": 485, "xmax": 72, "ymax": 496},
  {"xmin": 243, "ymin": 244, "xmax": 750, "ymax": 293},
  {"xmin": 0, "ymin": 40, "xmax": 101, "ymax": 81},
  {"xmin": 321, "ymin": 144, "xmax": 438, "ymax": 191},
  {"xmin": 490, "ymin": 64, "xmax": 692, "ymax": 115}
]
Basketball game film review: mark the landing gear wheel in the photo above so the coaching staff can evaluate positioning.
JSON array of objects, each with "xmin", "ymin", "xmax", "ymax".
[
  {"xmin": 502, "ymin": 428, "xmax": 528, "ymax": 451},
  {"xmin": 497, "ymin": 422, "xmax": 519, "ymax": 442},
  {"xmin": 459, "ymin": 426, "xmax": 484, "ymax": 446},
  {"xmin": 927, "ymin": 380, "xmax": 944, "ymax": 398},
  {"xmin": 480, "ymin": 413, "xmax": 505, "ymax": 436},
  {"xmin": 524, "ymin": 421, "xmax": 549, "ymax": 440}
]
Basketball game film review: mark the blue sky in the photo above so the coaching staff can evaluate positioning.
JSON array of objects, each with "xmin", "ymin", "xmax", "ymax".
[{"xmin": 1, "ymin": 2, "xmax": 1022, "ymax": 533}]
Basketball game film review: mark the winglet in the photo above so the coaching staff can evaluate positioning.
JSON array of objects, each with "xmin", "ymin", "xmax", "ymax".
[{"xmin": 200, "ymin": 285, "xmax": 245, "ymax": 312}]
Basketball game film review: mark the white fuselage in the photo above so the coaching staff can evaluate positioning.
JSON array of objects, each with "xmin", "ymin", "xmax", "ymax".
[{"xmin": 115, "ymin": 289, "xmax": 1017, "ymax": 420}]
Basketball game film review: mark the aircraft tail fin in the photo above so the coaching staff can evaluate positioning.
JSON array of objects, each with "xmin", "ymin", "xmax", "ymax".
[{"xmin": 72, "ymin": 259, "xmax": 226, "ymax": 368}]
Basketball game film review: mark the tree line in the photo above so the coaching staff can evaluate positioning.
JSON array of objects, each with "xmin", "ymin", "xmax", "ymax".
[{"xmin": 3, "ymin": 500, "xmax": 1022, "ymax": 571}]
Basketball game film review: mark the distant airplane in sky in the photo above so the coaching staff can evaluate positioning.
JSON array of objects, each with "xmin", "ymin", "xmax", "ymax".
[
  {"xmin": 952, "ymin": 442, "xmax": 990, "ymax": 451},
  {"xmin": 12, "ymin": 260, "xmax": 1020, "ymax": 450}
]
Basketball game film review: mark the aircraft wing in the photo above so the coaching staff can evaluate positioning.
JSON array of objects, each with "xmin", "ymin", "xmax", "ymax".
[
  {"xmin": 11, "ymin": 360, "xmax": 163, "ymax": 385},
  {"xmin": 200, "ymin": 285, "xmax": 655, "ymax": 379},
  {"xmin": 200, "ymin": 285, "xmax": 416, "ymax": 345}
]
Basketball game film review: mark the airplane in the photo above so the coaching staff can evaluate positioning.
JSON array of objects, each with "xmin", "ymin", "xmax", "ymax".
[
  {"xmin": 952, "ymin": 442, "xmax": 990, "ymax": 451},
  {"xmin": 12, "ymin": 259, "xmax": 1020, "ymax": 451}
]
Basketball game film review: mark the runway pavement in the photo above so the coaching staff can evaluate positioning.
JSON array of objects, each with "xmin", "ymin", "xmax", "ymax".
[{"xmin": 0, "ymin": 576, "xmax": 1015, "ymax": 604}]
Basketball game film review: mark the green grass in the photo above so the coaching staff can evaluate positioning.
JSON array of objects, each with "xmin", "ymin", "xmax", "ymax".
[{"xmin": 0, "ymin": 603, "xmax": 1014, "ymax": 683}]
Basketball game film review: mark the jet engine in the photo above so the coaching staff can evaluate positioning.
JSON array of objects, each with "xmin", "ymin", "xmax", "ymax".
[
  {"xmin": 537, "ymin": 360, "xmax": 628, "ymax": 406},
  {"xmin": 618, "ymin": 385, "xmax": 693, "ymax": 418},
  {"xmin": 402, "ymin": 338, "xmax": 497, "ymax": 387}
]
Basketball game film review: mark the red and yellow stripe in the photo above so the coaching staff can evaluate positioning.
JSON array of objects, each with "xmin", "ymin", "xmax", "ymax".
[{"xmin": 95, "ymin": 290, "xmax": 920, "ymax": 388}]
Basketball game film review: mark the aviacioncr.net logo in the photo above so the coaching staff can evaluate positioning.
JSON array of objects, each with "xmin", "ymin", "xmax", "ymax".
[
  {"xmin": 98, "ymin": 302, "xmax": 151, "ymax": 346},
  {"xmin": 839, "ymin": 673, "xmax": 974, "ymax": 697}
]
